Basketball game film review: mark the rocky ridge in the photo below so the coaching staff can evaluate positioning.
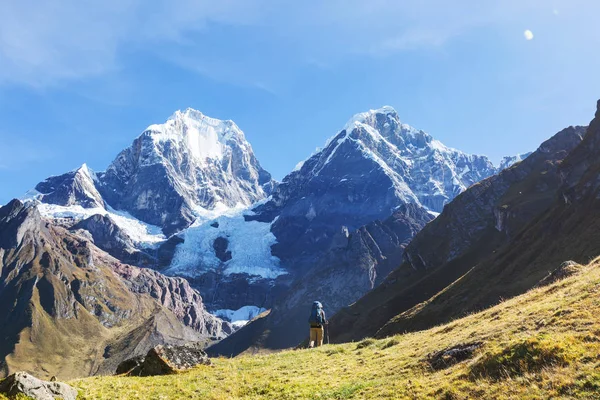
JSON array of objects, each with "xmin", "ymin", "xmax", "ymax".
[{"xmin": 0, "ymin": 199, "xmax": 228, "ymax": 379}]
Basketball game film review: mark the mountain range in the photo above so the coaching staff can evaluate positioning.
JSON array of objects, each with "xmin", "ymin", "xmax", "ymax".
[
  {"xmin": 2, "ymin": 103, "xmax": 537, "ymax": 376},
  {"xmin": 328, "ymin": 103, "xmax": 599, "ymax": 344}
]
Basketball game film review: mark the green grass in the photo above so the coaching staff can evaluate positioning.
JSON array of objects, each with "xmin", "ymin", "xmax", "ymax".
[{"xmin": 67, "ymin": 258, "xmax": 600, "ymax": 399}]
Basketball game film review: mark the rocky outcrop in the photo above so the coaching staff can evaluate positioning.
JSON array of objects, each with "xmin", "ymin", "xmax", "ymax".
[
  {"xmin": 34, "ymin": 164, "xmax": 104, "ymax": 209},
  {"xmin": 119, "ymin": 343, "xmax": 211, "ymax": 376},
  {"xmin": 426, "ymin": 342, "xmax": 483, "ymax": 371},
  {"xmin": 536, "ymin": 261, "xmax": 582, "ymax": 288},
  {"xmin": 108, "ymin": 259, "xmax": 231, "ymax": 336},
  {"xmin": 72, "ymin": 214, "xmax": 156, "ymax": 266},
  {"xmin": 0, "ymin": 372, "xmax": 78, "ymax": 400}
]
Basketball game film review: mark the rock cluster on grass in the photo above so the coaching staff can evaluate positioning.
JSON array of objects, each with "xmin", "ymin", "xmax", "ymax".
[
  {"xmin": 536, "ymin": 261, "xmax": 582, "ymax": 287},
  {"xmin": 426, "ymin": 342, "xmax": 483, "ymax": 370},
  {"xmin": 117, "ymin": 342, "xmax": 212, "ymax": 376},
  {"xmin": 0, "ymin": 372, "xmax": 78, "ymax": 400}
]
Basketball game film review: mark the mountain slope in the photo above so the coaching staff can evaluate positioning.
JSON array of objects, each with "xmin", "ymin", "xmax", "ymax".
[
  {"xmin": 207, "ymin": 203, "xmax": 433, "ymax": 355},
  {"xmin": 329, "ymin": 107, "xmax": 593, "ymax": 343},
  {"xmin": 29, "ymin": 109, "xmax": 275, "ymax": 236},
  {"xmin": 73, "ymin": 257, "xmax": 600, "ymax": 399},
  {"xmin": 0, "ymin": 200, "xmax": 229, "ymax": 380},
  {"xmin": 253, "ymin": 106, "xmax": 497, "ymax": 264},
  {"xmin": 33, "ymin": 164, "xmax": 104, "ymax": 209}
]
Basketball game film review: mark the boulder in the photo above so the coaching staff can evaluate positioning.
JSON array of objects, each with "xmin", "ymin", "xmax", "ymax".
[
  {"xmin": 536, "ymin": 261, "xmax": 582, "ymax": 288},
  {"xmin": 120, "ymin": 342, "xmax": 212, "ymax": 376},
  {"xmin": 0, "ymin": 372, "xmax": 78, "ymax": 400},
  {"xmin": 115, "ymin": 355, "xmax": 145, "ymax": 375}
]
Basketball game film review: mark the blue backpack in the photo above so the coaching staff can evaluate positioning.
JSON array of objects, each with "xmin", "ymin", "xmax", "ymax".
[{"xmin": 308, "ymin": 301, "xmax": 324, "ymax": 325}]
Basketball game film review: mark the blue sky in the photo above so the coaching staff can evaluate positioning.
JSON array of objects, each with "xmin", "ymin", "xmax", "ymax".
[{"xmin": 1, "ymin": 0, "xmax": 599, "ymax": 204}]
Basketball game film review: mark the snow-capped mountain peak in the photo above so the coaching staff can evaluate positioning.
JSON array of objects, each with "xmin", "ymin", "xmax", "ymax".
[
  {"xmin": 250, "ymin": 106, "xmax": 499, "ymax": 267},
  {"xmin": 98, "ymin": 109, "xmax": 275, "ymax": 233},
  {"xmin": 342, "ymin": 105, "xmax": 398, "ymax": 135},
  {"xmin": 143, "ymin": 108, "xmax": 247, "ymax": 166},
  {"xmin": 32, "ymin": 163, "xmax": 104, "ymax": 209},
  {"xmin": 499, "ymin": 152, "xmax": 533, "ymax": 170}
]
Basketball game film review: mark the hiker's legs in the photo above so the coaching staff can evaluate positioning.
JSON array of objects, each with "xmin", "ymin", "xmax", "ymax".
[
  {"xmin": 316, "ymin": 327, "xmax": 324, "ymax": 347},
  {"xmin": 309, "ymin": 327, "xmax": 317, "ymax": 348}
]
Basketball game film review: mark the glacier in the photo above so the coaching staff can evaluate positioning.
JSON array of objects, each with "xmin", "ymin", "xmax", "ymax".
[
  {"xmin": 32, "ymin": 202, "xmax": 166, "ymax": 246},
  {"xmin": 166, "ymin": 210, "xmax": 286, "ymax": 280},
  {"xmin": 214, "ymin": 306, "xmax": 267, "ymax": 329}
]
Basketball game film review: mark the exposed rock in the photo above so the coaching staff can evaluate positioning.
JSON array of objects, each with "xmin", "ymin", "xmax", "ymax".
[
  {"xmin": 536, "ymin": 261, "xmax": 583, "ymax": 287},
  {"xmin": 156, "ymin": 235, "xmax": 185, "ymax": 268},
  {"xmin": 72, "ymin": 214, "xmax": 156, "ymax": 266},
  {"xmin": 108, "ymin": 257, "xmax": 232, "ymax": 336},
  {"xmin": 124, "ymin": 343, "xmax": 211, "ymax": 376},
  {"xmin": 0, "ymin": 372, "xmax": 78, "ymax": 400},
  {"xmin": 34, "ymin": 164, "xmax": 104, "ymax": 209},
  {"xmin": 115, "ymin": 355, "xmax": 144, "ymax": 375},
  {"xmin": 426, "ymin": 342, "xmax": 483, "ymax": 371},
  {"xmin": 213, "ymin": 237, "xmax": 232, "ymax": 262}
]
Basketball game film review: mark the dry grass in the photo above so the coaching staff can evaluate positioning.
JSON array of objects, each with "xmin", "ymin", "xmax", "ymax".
[{"xmin": 63, "ymin": 258, "xmax": 600, "ymax": 399}]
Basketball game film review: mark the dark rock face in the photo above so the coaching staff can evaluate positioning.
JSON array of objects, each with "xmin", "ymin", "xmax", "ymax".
[
  {"xmin": 213, "ymin": 237, "xmax": 232, "ymax": 262},
  {"xmin": 187, "ymin": 272, "xmax": 288, "ymax": 313},
  {"xmin": 402, "ymin": 125, "xmax": 586, "ymax": 274},
  {"xmin": 72, "ymin": 214, "xmax": 156, "ymax": 266},
  {"xmin": 121, "ymin": 342, "xmax": 211, "ymax": 376},
  {"xmin": 34, "ymin": 164, "xmax": 104, "ymax": 209},
  {"xmin": 328, "ymin": 121, "xmax": 589, "ymax": 343},
  {"xmin": 0, "ymin": 372, "xmax": 78, "ymax": 400},
  {"xmin": 115, "ymin": 355, "xmax": 144, "ymax": 375},
  {"xmin": 156, "ymin": 235, "xmax": 185, "ymax": 269}
]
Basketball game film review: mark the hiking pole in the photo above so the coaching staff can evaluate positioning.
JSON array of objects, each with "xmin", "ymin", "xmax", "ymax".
[{"xmin": 326, "ymin": 322, "xmax": 330, "ymax": 345}]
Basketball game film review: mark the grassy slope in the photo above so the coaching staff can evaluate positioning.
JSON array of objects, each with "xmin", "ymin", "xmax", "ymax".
[{"xmin": 67, "ymin": 259, "xmax": 600, "ymax": 400}]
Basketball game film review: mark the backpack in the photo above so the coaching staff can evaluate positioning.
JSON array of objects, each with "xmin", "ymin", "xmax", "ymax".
[{"xmin": 308, "ymin": 301, "xmax": 324, "ymax": 325}]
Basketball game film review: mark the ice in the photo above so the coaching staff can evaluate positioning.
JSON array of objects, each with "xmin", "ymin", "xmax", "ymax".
[
  {"xmin": 33, "ymin": 202, "xmax": 165, "ymax": 246},
  {"xmin": 145, "ymin": 108, "xmax": 247, "ymax": 165},
  {"xmin": 166, "ymin": 208, "xmax": 286, "ymax": 280},
  {"xmin": 214, "ymin": 305, "xmax": 267, "ymax": 328}
]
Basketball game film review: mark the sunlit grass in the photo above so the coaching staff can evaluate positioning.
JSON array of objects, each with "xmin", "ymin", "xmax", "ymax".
[{"xmin": 56, "ymin": 258, "xmax": 600, "ymax": 398}]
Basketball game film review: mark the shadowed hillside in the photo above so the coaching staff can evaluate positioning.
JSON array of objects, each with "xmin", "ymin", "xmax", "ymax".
[{"xmin": 328, "ymin": 100, "xmax": 600, "ymax": 344}]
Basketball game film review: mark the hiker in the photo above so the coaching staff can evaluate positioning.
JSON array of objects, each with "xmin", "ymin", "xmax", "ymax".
[{"xmin": 308, "ymin": 301, "xmax": 327, "ymax": 348}]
